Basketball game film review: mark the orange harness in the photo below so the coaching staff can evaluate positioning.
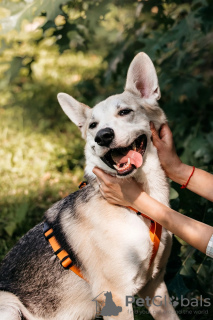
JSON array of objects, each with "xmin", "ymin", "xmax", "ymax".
[
  {"xmin": 43, "ymin": 181, "xmax": 162, "ymax": 281},
  {"xmin": 43, "ymin": 222, "xmax": 84, "ymax": 279},
  {"xmin": 127, "ymin": 206, "xmax": 162, "ymax": 267}
]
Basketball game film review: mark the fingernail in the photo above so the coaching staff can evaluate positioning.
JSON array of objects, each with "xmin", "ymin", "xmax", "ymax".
[{"xmin": 150, "ymin": 121, "xmax": 154, "ymax": 129}]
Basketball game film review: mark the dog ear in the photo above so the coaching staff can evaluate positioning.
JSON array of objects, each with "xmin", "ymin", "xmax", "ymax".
[
  {"xmin": 125, "ymin": 52, "xmax": 161, "ymax": 101},
  {"xmin": 57, "ymin": 93, "xmax": 91, "ymax": 137}
]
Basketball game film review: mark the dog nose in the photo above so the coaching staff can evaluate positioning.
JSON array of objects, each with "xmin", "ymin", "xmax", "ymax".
[{"xmin": 95, "ymin": 128, "xmax": 115, "ymax": 147}]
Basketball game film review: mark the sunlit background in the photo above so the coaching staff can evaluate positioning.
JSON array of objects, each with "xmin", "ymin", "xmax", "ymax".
[{"xmin": 0, "ymin": 0, "xmax": 213, "ymax": 318}]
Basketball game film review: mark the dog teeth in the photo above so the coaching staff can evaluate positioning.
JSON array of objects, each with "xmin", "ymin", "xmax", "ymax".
[
  {"xmin": 113, "ymin": 160, "xmax": 132, "ymax": 172},
  {"xmin": 133, "ymin": 142, "xmax": 136, "ymax": 151},
  {"xmin": 113, "ymin": 164, "xmax": 119, "ymax": 170}
]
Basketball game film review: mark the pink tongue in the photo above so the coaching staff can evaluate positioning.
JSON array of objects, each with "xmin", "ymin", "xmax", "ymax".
[{"xmin": 114, "ymin": 150, "xmax": 143, "ymax": 168}]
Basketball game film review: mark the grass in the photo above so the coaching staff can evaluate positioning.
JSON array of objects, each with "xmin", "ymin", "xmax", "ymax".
[
  {"xmin": 0, "ymin": 48, "xmax": 104, "ymax": 260},
  {"xmin": 0, "ymin": 104, "xmax": 85, "ymax": 260}
]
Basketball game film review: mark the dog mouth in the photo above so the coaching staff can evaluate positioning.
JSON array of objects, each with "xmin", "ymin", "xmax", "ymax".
[{"xmin": 101, "ymin": 134, "xmax": 147, "ymax": 176}]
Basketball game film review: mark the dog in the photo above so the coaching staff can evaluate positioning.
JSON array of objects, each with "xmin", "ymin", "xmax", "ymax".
[{"xmin": 0, "ymin": 52, "xmax": 179, "ymax": 320}]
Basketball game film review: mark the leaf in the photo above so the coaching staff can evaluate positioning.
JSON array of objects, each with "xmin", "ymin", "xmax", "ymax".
[
  {"xmin": 3, "ymin": 202, "xmax": 29, "ymax": 237},
  {"xmin": 175, "ymin": 236, "xmax": 188, "ymax": 246},
  {"xmin": 4, "ymin": 222, "xmax": 17, "ymax": 237},
  {"xmin": 206, "ymin": 132, "xmax": 213, "ymax": 147},
  {"xmin": 4, "ymin": 57, "xmax": 23, "ymax": 85},
  {"xmin": 14, "ymin": 202, "xmax": 29, "ymax": 224},
  {"xmin": 0, "ymin": 0, "xmax": 65, "ymax": 33},
  {"xmin": 168, "ymin": 273, "xmax": 190, "ymax": 298},
  {"xmin": 196, "ymin": 3, "xmax": 213, "ymax": 33},
  {"xmin": 170, "ymin": 188, "xmax": 179, "ymax": 200},
  {"xmin": 180, "ymin": 256, "xmax": 196, "ymax": 277},
  {"xmin": 85, "ymin": 0, "xmax": 110, "ymax": 30},
  {"xmin": 188, "ymin": 135, "xmax": 206, "ymax": 153},
  {"xmin": 196, "ymin": 262, "xmax": 208, "ymax": 280}
]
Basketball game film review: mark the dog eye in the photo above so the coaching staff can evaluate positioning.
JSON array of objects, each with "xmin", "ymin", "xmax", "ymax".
[
  {"xmin": 89, "ymin": 122, "xmax": 98, "ymax": 129},
  {"xmin": 118, "ymin": 109, "xmax": 133, "ymax": 116}
]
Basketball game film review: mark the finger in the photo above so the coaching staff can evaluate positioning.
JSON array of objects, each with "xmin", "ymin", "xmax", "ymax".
[
  {"xmin": 92, "ymin": 167, "xmax": 116, "ymax": 185},
  {"xmin": 150, "ymin": 122, "xmax": 161, "ymax": 147},
  {"xmin": 99, "ymin": 186, "xmax": 106, "ymax": 199},
  {"xmin": 92, "ymin": 167, "xmax": 105, "ymax": 184},
  {"xmin": 159, "ymin": 123, "xmax": 172, "ymax": 137},
  {"xmin": 159, "ymin": 123, "xmax": 173, "ymax": 144},
  {"xmin": 95, "ymin": 177, "xmax": 102, "ymax": 186}
]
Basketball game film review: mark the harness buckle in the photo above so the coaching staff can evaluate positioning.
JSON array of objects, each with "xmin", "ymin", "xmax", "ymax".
[
  {"xmin": 60, "ymin": 255, "xmax": 74, "ymax": 269},
  {"xmin": 78, "ymin": 181, "xmax": 88, "ymax": 189}
]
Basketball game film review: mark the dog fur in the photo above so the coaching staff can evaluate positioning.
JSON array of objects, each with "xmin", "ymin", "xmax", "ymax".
[{"xmin": 0, "ymin": 53, "xmax": 179, "ymax": 320}]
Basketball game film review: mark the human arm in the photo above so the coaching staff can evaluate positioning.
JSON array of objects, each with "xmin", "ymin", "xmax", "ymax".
[
  {"xmin": 92, "ymin": 167, "xmax": 213, "ymax": 255},
  {"xmin": 131, "ymin": 190, "xmax": 213, "ymax": 255},
  {"xmin": 150, "ymin": 122, "xmax": 213, "ymax": 202}
]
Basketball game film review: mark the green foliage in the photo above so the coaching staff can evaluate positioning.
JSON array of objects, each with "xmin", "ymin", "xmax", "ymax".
[
  {"xmin": 0, "ymin": 1, "xmax": 213, "ymax": 319},
  {"xmin": 0, "ymin": 0, "xmax": 65, "ymax": 33}
]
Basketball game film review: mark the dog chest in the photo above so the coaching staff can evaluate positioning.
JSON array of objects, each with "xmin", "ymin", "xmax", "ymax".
[{"xmin": 64, "ymin": 199, "xmax": 153, "ymax": 284}]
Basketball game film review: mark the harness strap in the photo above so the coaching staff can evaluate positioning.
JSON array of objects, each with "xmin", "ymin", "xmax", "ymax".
[
  {"xmin": 127, "ymin": 206, "xmax": 162, "ymax": 267},
  {"xmin": 43, "ymin": 181, "xmax": 162, "ymax": 282},
  {"xmin": 149, "ymin": 219, "xmax": 162, "ymax": 266},
  {"xmin": 43, "ymin": 222, "xmax": 85, "ymax": 280}
]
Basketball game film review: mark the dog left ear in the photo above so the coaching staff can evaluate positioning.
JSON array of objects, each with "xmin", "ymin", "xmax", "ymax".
[
  {"xmin": 57, "ymin": 93, "xmax": 91, "ymax": 138},
  {"xmin": 125, "ymin": 52, "xmax": 161, "ymax": 101}
]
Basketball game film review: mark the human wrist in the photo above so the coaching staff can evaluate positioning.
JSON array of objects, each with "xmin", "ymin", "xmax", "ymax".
[
  {"xmin": 125, "ymin": 181, "xmax": 144, "ymax": 207},
  {"xmin": 131, "ymin": 191, "xmax": 147, "ymax": 213},
  {"xmin": 167, "ymin": 162, "xmax": 192, "ymax": 185},
  {"xmin": 132, "ymin": 192, "xmax": 160, "ymax": 218},
  {"xmin": 131, "ymin": 191, "xmax": 173, "ymax": 227}
]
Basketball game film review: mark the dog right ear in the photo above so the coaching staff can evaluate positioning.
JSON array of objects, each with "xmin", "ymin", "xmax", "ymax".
[
  {"xmin": 125, "ymin": 52, "xmax": 161, "ymax": 101},
  {"xmin": 57, "ymin": 93, "xmax": 91, "ymax": 138}
]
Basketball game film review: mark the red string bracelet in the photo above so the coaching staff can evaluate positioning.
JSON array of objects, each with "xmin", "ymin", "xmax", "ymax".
[{"xmin": 181, "ymin": 166, "xmax": 195, "ymax": 189}]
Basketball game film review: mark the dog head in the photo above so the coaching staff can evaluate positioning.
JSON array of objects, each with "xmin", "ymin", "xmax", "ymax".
[{"xmin": 57, "ymin": 52, "xmax": 166, "ymax": 179}]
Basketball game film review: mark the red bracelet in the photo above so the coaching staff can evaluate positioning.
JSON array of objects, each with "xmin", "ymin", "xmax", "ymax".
[{"xmin": 181, "ymin": 166, "xmax": 195, "ymax": 189}]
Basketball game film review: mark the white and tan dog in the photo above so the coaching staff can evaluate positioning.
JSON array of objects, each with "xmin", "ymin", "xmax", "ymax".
[{"xmin": 0, "ymin": 53, "xmax": 179, "ymax": 320}]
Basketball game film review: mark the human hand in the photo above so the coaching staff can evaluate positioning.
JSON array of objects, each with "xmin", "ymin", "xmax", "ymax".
[
  {"xmin": 92, "ymin": 167, "xmax": 143, "ymax": 207},
  {"xmin": 150, "ymin": 122, "xmax": 182, "ymax": 180}
]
